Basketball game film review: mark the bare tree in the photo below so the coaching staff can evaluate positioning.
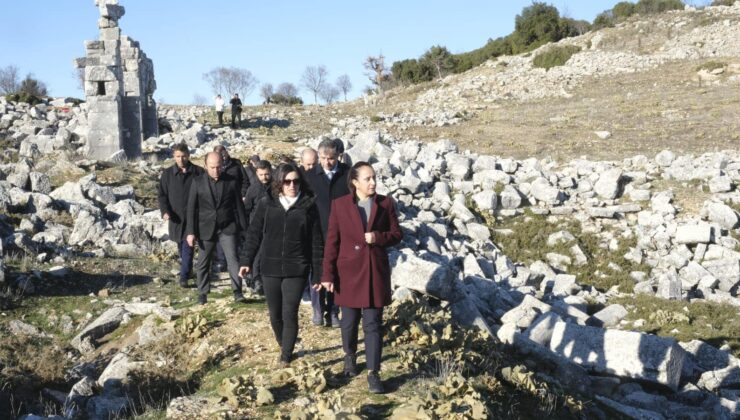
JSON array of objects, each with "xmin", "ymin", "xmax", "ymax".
[
  {"xmin": 203, "ymin": 67, "xmax": 258, "ymax": 100},
  {"xmin": 336, "ymin": 74, "xmax": 352, "ymax": 101},
  {"xmin": 300, "ymin": 65, "xmax": 328, "ymax": 104},
  {"xmin": 363, "ymin": 55, "xmax": 391, "ymax": 94},
  {"xmin": 276, "ymin": 82, "xmax": 298, "ymax": 97},
  {"xmin": 0, "ymin": 65, "xmax": 20, "ymax": 95},
  {"xmin": 192, "ymin": 93, "xmax": 207, "ymax": 105},
  {"xmin": 319, "ymin": 84, "xmax": 340, "ymax": 104},
  {"xmin": 259, "ymin": 83, "xmax": 274, "ymax": 103},
  {"xmin": 71, "ymin": 68, "xmax": 85, "ymax": 92}
]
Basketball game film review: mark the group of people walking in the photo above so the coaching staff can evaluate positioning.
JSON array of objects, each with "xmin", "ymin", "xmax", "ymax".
[{"xmin": 157, "ymin": 139, "xmax": 402, "ymax": 393}]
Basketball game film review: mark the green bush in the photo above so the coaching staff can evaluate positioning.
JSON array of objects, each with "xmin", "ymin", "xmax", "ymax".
[
  {"xmin": 532, "ymin": 45, "xmax": 581, "ymax": 70},
  {"xmin": 635, "ymin": 0, "xmax": 685, "ymax": 14},
  {"xmin": 5, "ymin": 92, "xmax": 43, "ymax": 105},
  {"xmin": 711, "ymin": 0, "xmax": 737, "ymax": 5},
  {"xmin": 370, "ymin": 115, "xmax": 384, "ymax": 123},
  {"xmin": 613, "ymin": 1, "xmax": 637, "ymax": 18},
  {"xmin": 695, "ymin": 61, "xmax": 727, "ymax": 72},
  {"xmin": 269, "ymin": 93, "xmax": 302, "ymax": 106}
]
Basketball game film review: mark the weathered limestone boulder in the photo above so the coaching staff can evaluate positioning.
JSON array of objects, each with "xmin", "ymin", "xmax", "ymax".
[
  {"xmin": 471, "ymin": 189, "xmax": 497, "ymax": 211},
  {"xmin": 590, "ymin": 304, "xmax": 628, "ymax": 328},
  {"xmin": 697, "ymin": 365, "xmax": 740, "ymax": 392},
  {"xmin": 703, "ymin": 202, "xmax": 739, "ymax": 230},
  {"xmin": 675, "ymin": 224, "xmax": 713, "ymax": 245},
  {"xmin": 390, "ymin": 251, "xmax": 456, "ymax": 301},
  {"xmin": 69, "ymin": 210, "xmax": 109, "ymax": 246},
  {"xmin": 499, "ymin": 184, "xmax": 523, "ymax": 209},
  {"xmin": 70, "ymin": 307, "xmax": 128, "ymax": 353},
  {"xmin": 679, "ymin": 340, "xmax": 737, "ymax": 372},
  {"xmin": 530, "ymin": 177, "xmax": 564, "ymax": 204},
  {"xmin": 594, "ymin": 168, "xmax": 623, "ymax": 199},
  {"xmin": 29, "ymin": 172, "xmax": 52, "ymax": 194},
  {"xmin": 97, "ymin": 352, "xmax": 146, "ymax": 389},
  {"xmin": 549, "ymin": 322, "xmax": 686, "ymax": 390},
  {"xmin": 522, "ymin": 312, "xmax": 563, "ymax": 346},
  {"xmin": 500, "ymin": 295, "xmax": 552, "ymax": 329}
]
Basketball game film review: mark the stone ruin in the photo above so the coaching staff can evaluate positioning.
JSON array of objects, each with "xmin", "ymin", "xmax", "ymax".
[{"xmin": 74, "ymin": 0, "xmax": 158, "ymax": 161}]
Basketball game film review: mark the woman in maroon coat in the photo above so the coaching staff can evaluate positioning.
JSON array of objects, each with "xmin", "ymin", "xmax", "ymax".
[{"xmin": 321, "ymin": 161, "xmax": 402, "ymax": 394}]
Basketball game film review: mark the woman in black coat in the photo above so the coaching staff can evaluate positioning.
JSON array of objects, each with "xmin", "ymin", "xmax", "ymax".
[{"xmin": 239, "ymin": 163, "xmax": 323, "ymax": 366}]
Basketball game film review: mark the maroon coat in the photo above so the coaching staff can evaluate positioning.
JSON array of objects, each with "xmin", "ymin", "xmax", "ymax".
[{"xmin": 322, "ymin": 194, "xmax": 403, "ymax": 308}]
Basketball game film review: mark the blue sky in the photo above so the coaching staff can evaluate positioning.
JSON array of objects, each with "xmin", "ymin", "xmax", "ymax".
[{"xmin": 0, "ymin": 1, "xmax": 668, "ymax": 105}]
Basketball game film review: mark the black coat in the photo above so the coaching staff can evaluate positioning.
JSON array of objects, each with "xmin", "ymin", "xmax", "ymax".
[
  {"xmin": 244, "ymin": 182, "xmax": 272, "ymax": 223},
  {"xmin": 185, "ymin": 172, "xmax": 248, "ymax": 241},
  {"xmin": 222, "ymin": 158, "xmax": 250, "ymax": 199},
  {"xmin": 304, "ymin": 163, "xmax": 350, "ymax": 236},
  {"xmin": 157, "ymin": 162, "xmax": 204, "ymax": 242},
  {"xmin": 245, "ymin": 165, "xmax": 259, "ymax": 187},
  {"xmin": 240, "ymin": 194, "xmax": 323, "ymax": 280}
]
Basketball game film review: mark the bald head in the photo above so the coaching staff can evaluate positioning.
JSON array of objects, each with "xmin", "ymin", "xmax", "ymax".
[
  {"xmin": 301, "ymin": 147, "xmax": 318, "ymax": 171},
  {"xmin": 205, "ymin": 152, "xmax": 222, "ymax": 180}
]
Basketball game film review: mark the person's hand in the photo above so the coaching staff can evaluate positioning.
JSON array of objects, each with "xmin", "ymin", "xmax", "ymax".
[
  {"xmin": 364, "ymin": 232, "xmax": 376, "ymax": 244},
  {"xmin": 311, "ymin": 282, "xmax": 323, "ymax": 291},
  {"xmin": 163, "ymin": 213, "xmax": 170, "ymax": 221},
  {"xmin": 238, "ymin": 266, "xmax": 250, "ymax": 278},
  {"xmin": 186, "ymin": 234, "xmax": 196, "ymax": 247},
  {"xmin": 321, "ymin": 282, "xmax": 334, "ymax": 293}
]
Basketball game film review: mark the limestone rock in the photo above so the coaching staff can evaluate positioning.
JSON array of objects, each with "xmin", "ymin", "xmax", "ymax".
[{"xmin": 549, "ymin": 322, "xmax": 686, "ymax": 390}]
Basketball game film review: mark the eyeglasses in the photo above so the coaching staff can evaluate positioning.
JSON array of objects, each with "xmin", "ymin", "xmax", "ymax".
[{"xmin": 282, "ymin": 179, "xmax": 300, "ymax": 185}]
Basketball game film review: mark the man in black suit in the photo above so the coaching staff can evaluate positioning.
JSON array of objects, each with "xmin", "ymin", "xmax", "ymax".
[
  {"xmin": 157, "ymin": 143, "xmax": 203, "ymax": 288},
  {"xmin": 304, "ymin": 138, "xmax": 350, "ymax": 327},
  {"xmin": 186, "ymin": 152, "xmax": 249, "ymax": 304}
]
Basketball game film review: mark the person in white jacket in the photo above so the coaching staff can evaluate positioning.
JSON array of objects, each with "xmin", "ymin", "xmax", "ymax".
[{"xmin": 214, "ymin": 95, "xmax": 225, "ymax": 126}]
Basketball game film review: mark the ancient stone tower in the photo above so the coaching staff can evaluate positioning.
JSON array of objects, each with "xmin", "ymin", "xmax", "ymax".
[{"xmin": 74, "ymin": 0, "xmax": 158, "ymax": 160}]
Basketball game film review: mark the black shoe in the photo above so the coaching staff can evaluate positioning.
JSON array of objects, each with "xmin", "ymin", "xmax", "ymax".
[
  {"xmin": 179, "ymin": 279, "xmax": 188, "ymax": 288},
  {"xmin": 367, "ymin": 371, "xmax": 384, "ymax": 394},
  {"xmin": 234, "ymin": 293, "xmax": 247, "ymax": 303},
  {"xmin": 330, "ymin": 312, "xmax": 341, "ymax": 329},
  {"xmin": 343, "ymin": 355, "xmax": 358, "ymax": 377},
  {"xmin": 324, "ymin": 313, "xmax": 332, "ymax": 328},
  {"xmin": 197, "ymin": 294, "xmax": 207, "ymax": 305},
  {"xmin": 278, "ymin": 354, "xmax": 291, "ymax": 368}
]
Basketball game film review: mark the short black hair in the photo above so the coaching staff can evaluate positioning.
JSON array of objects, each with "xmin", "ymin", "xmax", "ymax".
[
  {"xmin": 172, "ymin": 143, "xmax": 189, "ymax": 155},
  {"xmin": 255, "ymin": 160, "xmax": 272, "ymax": 171}
]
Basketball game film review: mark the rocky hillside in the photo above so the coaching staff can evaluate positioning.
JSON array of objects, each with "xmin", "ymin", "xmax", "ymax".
[{"xmin": 0, "ymin": 3, "xmax": 739, "ymax": 420}]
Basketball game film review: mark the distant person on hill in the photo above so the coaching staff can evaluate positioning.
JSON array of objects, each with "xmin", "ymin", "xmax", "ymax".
[
  {"xmin": 230, "ymin": 93, "xmax": 242, "ymax": 128},
  {"xmin": 157, "ymin": 143, "xmax": 204, "ymax": 288},
  {"xmin": 214, "ymin": 94, "xmax": 225, "ymax": 126}
]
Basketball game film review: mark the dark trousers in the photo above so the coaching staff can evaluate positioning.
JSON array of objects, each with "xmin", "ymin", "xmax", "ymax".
[
  {"xmin": 195, "ymin": 234, "xmax": 242, "ymax": 296},
  {"xmin": 231, "ymin": 111, "xmax": 241, "ymax": 127},
  {"xmin": 177, "ymin": 239, "xmax": 194, "ymax": 282},
  {"xmin": 263, "ymin": 276, "xmax": 305, "ymax": 361},
  {"xmin": 216, "ymin": 111, "xmax": 224, "ymax": 125},
  {"xmin": 310, "ymin": 286, "xmax": 337, "ymax": 316},
  {"xmin": 341, "ymin": 307, "xmax": 383, "ymax": 372}
]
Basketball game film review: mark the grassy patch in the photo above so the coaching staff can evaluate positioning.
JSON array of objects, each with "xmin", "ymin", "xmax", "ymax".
[
  {"xmin": 695, "ymin": 60, "xmax": 726, "ymax": 72},
  {"xmin": 533, "ymin": 45, "xmax": 582, "ymax": 70},
  {"xmin": 612, "ymin": 294, "xmax": 740, "ymax": 356},
  {"xmin": 489, "ymin": 210, "xmax": 648, "ymax": 292}
]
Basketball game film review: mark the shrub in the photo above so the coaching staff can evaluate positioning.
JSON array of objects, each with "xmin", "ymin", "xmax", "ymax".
[
  {"xmin": 370, "ymin": 115, "xmax": 384, "ymax": 123},
  {"xmin": 695, "ymin": 61, "xmax": 727, "ymax": 72},
  {"xmin": 592, "ymin": 11, "xmax": 615, "ymax": 29},
  {"xmin": 635, "ymin": 0, "xmax": 685, "ymax": 14},
  {"xmin": 711, "ymin": 0, "xmax": 737, "ymax": 5},
  {"xmin": 532, "ymin": 45, "xmax": 581, "ymax": 70},
  {"xmin": 269, "ymin": 93, "xmax": 303, "ymax": 106},
  {"xmin": 612, "ymin": 1, "xmax": 637, "ymax": 18},
  {"xmin": 5, "ymin": 92, "xmax": 43, "ymax": 105}
]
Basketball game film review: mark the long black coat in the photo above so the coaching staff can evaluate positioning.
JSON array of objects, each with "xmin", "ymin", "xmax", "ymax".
[
  {"xmin": 304, "ymin": 163, "xmax": 350, "ymax": 236},
  {"xmin": 240, "ymin": 194, "xmax": 323, "ymax": 280},
  {"xmin": 157, "ymin": 163, "xmax": 204, "ymax": 242},
  {"xmin": 222, "ymin": 158, "xmax": 250, "ymax": 199},
  {"xmin": 244, "ymin": 182, "xmax": 272, "ymax": 224},
  {"xmin": 185, "ymin": 172, "xmax": 248, "ymax": 241}
]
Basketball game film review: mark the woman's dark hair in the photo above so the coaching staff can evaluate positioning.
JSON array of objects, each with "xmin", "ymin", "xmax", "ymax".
[
  {"xmin": 347, "ymin": 161, "xmax": 375, "ymax": 198},
  {"xmin": 272, "ymin": 163, "xmax": 307, "ymax": 198}
]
